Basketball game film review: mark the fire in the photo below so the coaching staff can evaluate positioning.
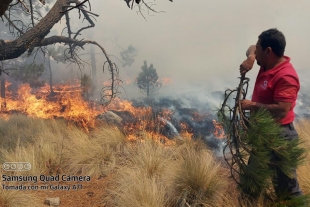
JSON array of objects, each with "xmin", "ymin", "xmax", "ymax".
[
  {"xmin": 180, "ymin": 122, "xmax": 193, "ymax": 137},
  {"xmin": 160, "ymin": 77, "xmax": 172, "ymax": 85},
  {"xmin": 212, "ymin": 119, "xmax": 225, "ymax": 139},
  {"xmin": 191, "ymin": 111, "xmax": 205, "ymax": 122},
  {"xmin": 159, "ymin": 108, "xmax": 173, "ymax": 121},
  {"xmin": 0, "ymin": 80, "xmax": 213, "ymax": 145},
  {"xmin": 127, "ymin": 131, "xmax": 175, "ymax": 146},
  {"xmin": 1, "ymin": 82, "xmax": 105, "ymax": 130},
  {"xmin": 124, "ymin": 78, "xmax": 133, "ymax": 84},
  {"xmin": 102, "ymin": 81, "xmax": 111, "ymax": 87}
]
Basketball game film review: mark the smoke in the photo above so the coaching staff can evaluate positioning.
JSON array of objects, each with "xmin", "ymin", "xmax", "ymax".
[{"xmin": 1, "ymin": 0, "xmax": 309, "ymax": 155}]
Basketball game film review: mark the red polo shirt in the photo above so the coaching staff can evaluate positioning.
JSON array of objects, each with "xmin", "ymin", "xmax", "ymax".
[{"xmin": 251, "ymin": 56, "xmax": 300, "ymax": 125}]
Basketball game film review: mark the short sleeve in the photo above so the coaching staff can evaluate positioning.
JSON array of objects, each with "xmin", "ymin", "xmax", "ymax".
[{"xmin": 274, "ymin": 75, "xmax": 300, "ymax": 103}]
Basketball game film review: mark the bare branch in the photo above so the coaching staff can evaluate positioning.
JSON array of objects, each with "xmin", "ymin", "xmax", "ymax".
[
  {"xmin": 0, "ymin": 0, "xmax": 70, "ymax": 61},
  {"xmin": 3, "ymin": 13, "xmax": 24, "ymax": 35},
  {"xmin": 18, "ymin": 0, "xmax": 30, "ymax": 13},
  {"xmin": 34, "ymin": 35, "xmax": 120, "ymax": 103},
  {"xmin": 79, "ymin": 8, "xmax": 98, "ymax": 17},
  {"xmin": 29, "ymin": 0, "xmax": 35, "ymax": 27},
  {"xmin": 64, "ymin": 0, "xmax": 97, "ymax": 40},
  {"xmin": 60, "ymin": 0, "xmax": 89, "ymax": 13}
]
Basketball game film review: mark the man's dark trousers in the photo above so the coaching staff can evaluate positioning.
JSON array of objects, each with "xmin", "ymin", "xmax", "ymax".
[{"xmin": 271, "ymin": 123, "xmax": 303, "ymax": 198}]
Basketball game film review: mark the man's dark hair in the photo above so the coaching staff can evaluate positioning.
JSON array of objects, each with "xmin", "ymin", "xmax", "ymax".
[{"xmin": 258, "ymin": 28, "xmax": 286, "ymax": 57}]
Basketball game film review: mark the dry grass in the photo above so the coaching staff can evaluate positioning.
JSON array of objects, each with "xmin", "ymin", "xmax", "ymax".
[
  {"xmin": 105, "ymin": 135, "xmax": 230, "ymax": 207},
  {"xmin": 66, "ymin": 130, "xmax": 117, "ymax": 176},
  {"xmin": 1, "ymin": 114, "xmax": 309, "ymax": 207},
  {"xmin": 0, "ymin": 115, "xmax": 49, "ymax": 149},
  {"xmin": 0, "ymin": 115, "xmax": 127, "ymax": 178},
  {"xmin": 105, "ymin": 135, "xmax": 172, "ymax": 206},
  {"xmin": 107, "ymin": 170, "xmax": 167, "ymax": 207},
  {"xmin": 64, "ymin": 125, "xmax": 126, "ymax": 177},
  {"xmin": 166, "ymin": 138, "xmax": 228, "ymax": 207},
  {"xmin": 0, "ymin": 189, "xmax": 41, "ymax": 207},
  {"xmin": 0, "ymin": 115, "xmax": 70, "ymax": 175},
  {"xmin": 0, "ymin": 138, "xmax": 60, "ymax": 175},
  {"xmin": 126, "ymin": 136, "xmax": 174, "ymax": 178},
  {"xmin": 296, "ymin": 119, "xmax": 310, "ymax": 195},
  {"xmin": 90, "ymin": 124, "xmax": 127, "ymax": 150}
]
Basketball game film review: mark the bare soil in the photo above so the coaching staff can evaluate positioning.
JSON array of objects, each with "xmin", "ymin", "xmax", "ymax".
[{"xmin": 27, "ymin": 175, "xmax": 110, "ymax": 207}]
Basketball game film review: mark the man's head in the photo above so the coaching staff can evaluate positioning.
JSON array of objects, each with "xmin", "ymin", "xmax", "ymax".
[{"xmin": 255, "ymin": 28, "xmax": 286, "ymax": 67}]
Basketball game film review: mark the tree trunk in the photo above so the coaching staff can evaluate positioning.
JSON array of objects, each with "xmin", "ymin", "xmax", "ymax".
[
  {"xmin": 47, "ymin": 53, "xmax": 54, "ymax": 94},
  {"xmin": 0, "ymin": 0, "xmax": 69, "ymax": 61},
  {"xmin": 147, "ymin": 80, "xmax": 149, "ymax": 98},
  {"xmin": 0, "ymin": 0, "xmax": 13, "ymax": 17},
  {"xmin": 90, "ymin": 44, "xmax": 97, "ymax": 87},
  {"xmin": 0, "ymin": 78, "xmax": 6, "ymax": 110}
]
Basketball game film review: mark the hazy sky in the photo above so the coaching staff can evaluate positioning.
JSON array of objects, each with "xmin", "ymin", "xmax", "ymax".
[
  {"xmin": 69, "ymin": 0, "xmax": 310, "ymax": 97},
  {"xmin": 3, "ymin": 0, "xmax": 310, "ymax": 101}
]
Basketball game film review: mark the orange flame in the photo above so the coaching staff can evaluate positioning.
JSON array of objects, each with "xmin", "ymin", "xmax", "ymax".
[
  {"xmin": 212, "ymin": 119, "xmax": 225, "ymax": 139},
  {"xmin": 0, "ymin": 81, "xmax": 200, "ymax": 144},
  {"xmin": 160, "ymin": 77, "xmax": 173, "ymax": 85},
  {"xmin": 2, "ymin": 82, "xmax": 104, "ymax": 130},
  {"xmin": 180, "ymin": 122, "xmax": 193, "ymax": 137}
]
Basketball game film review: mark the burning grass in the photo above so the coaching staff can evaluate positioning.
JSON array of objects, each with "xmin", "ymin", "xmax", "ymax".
[
  {"xmin": 2, "ymin": 83, "xmax": 104, "ymax": 130},
  {"xmin": 1, "ymin": 81, "xmax": 220, "ymax": 141}
]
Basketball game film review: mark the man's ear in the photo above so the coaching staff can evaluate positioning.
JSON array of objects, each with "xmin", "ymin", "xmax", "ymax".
[{"xmin": 266, "ymin": 47, "xmax": 272, "ymax": 54}]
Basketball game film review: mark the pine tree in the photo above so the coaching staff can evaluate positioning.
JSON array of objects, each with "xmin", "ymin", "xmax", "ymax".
[{"xmin": 136, "ymin": 61, "xmax": 162, "ymax": 98}]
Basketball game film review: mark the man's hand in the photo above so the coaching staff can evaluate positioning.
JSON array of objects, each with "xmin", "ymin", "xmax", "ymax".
[
  {"xmin": 240, "ymin": 45, "xmax": 256, "ymax": 75},
  {"xmin": 240, "ymin": 99, "xmax": 255, "ymax": 110},
  {"xmin": 240, "ymin": 100, "xmax": 292, "ymax": 121},
  {"xmin": 240, "ymin": 55, "xmax": 255, "ymax": 75}
]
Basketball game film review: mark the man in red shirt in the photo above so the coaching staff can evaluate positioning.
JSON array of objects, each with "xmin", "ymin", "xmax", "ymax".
[{"xmin": 239, "ymin": 28, "xmax": 303, "ymax": 198}]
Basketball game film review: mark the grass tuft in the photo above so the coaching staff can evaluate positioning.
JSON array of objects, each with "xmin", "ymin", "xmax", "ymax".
[
  {"xmin": 0, "ymin": 188, "xmax": 40, "ymax": 207},
  {"xmin": 168, "ymin": 145, "xmax": 226, "ymax": 206},
  {"xmin": 64, "ymin": 126, "xmax": 126, "ymax": 177},
  {"xmin": 296, "ymin": 119, "xmax": 310, "ymax": 195}
]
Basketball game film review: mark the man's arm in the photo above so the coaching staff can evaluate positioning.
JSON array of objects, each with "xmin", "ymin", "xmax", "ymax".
[
  {"xmin": 241, "ymin": 73, "xmax": 299, "ymax": 122},
  {"xmin": 240, "ymin": 99, "xmax": 292, "ymax": 121},
  {"xmin": 240, "ymin": 45, "xmax": 256, "ymax": 75}
]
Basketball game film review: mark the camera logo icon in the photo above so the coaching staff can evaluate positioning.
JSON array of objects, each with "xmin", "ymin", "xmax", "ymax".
[{"xmin": 2, "ymin": 162, "xmax": 31, "ymax": 171}]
